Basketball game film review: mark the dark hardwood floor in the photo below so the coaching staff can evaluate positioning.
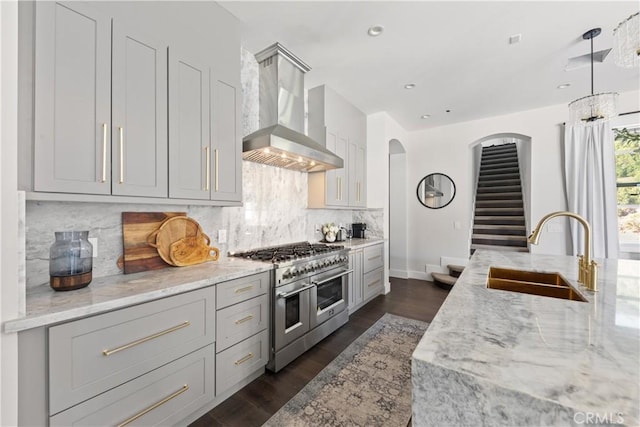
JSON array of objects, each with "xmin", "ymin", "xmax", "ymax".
[{"xmin": 190, "ymin": 278, "xmax": 449, "ymax": 427}]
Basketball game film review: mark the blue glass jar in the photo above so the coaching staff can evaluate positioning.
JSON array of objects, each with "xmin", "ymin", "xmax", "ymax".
[{"xmin": 49, "ymin": 231, "xmax": 93, "ymax": 291}]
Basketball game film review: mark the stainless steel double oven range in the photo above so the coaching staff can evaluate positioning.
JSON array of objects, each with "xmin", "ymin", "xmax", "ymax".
[{"xmin": 231, "ymin": 242, "xmax": 351, "ymax": 372}]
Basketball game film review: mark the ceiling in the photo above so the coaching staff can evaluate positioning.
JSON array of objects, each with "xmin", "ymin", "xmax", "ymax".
[{"xmin": 219, "ymin": 1, "xmax": 640, "ymax": 131}]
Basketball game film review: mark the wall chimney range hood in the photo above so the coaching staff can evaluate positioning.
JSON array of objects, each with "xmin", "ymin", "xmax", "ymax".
[{"xmin": 242, "ymin": 43, "xmax": 344, "ymax": 172}]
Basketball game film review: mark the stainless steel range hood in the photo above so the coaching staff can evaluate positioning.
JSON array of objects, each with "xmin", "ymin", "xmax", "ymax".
[{"xmin": 243, "ymin": 43, "xmax": 344, "ymax": 172}]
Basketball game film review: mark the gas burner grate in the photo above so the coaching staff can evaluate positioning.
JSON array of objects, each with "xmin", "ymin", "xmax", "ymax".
[{"xmin": 231, "ymin": 241, "xmax": 344, "ymax": 263}]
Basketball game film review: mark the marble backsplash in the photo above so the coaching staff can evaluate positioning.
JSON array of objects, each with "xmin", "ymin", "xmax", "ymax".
[
  {"xmin": 25, "ymin": 48, "xmax": 382, "ymax": 288},
  {"xmin": 25, "ymin": 165, "xmax": 382, "ymax": 287}
]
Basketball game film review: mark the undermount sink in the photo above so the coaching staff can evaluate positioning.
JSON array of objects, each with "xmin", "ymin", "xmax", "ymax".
[{"xmin": 486, "ymin": 267, "xmax": 587, "ymax": 302}]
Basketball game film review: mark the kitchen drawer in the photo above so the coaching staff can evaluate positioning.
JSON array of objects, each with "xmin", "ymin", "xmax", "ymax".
[
  {"xmin": 363, "ymin": 243, "xmax": 383, "ymax": 273},
  {"xmin": 216, "ymin": 293, "xmax": 268, "ymax": 352},
  {"xmin": 48, "ymin": 287, "xmax": 215, "ymax": 415},
  {"xmin": 216, "ymin": 329, "xmax": 269, "ymax": 394},
  {"xmin": 50, "ymin": 345, "xmax": 214, "ymax": 427},
  {"xmin": 363, "ymin": 267, "xmax": 384, "ymax": 301},
  {"xmin": 216, "ymin": 271, "xmax": 269, "ymax": 310}
]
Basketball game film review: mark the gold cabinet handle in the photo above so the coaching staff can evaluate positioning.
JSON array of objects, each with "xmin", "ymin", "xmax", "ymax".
[
  {"xmin": 117, "ymin": 384, "xmax": 189, "ymax": 427},
  {"xmin": 204, "ymin": 146, "xmax": 210, "ymax": 191},
  {"xmin": 102, "ymin": 321, "xmax": 191, "ymax": 356},
  {"xmin": 101, "ymin": 123, "xmax": 108, "ymax": 183},
  {"xmin": 214, "ymin": 148, "xmax": 219, "ymax": 192},
  {"xmin": 234, "ymin": 285, "xmax": 254, "ymax": 294},
  {"xmin": 368, "ymin": 254, "xmax": 381, "ymax": 261},
  {"xmin": 235, "ymin": 314, "xmax": 254, "ymax": 325},
  {"xmin": 234, "ymin": 352, "xmax": 254, "ymax": 365},
  {"xmin": 118, "ymin": 127, "xmax": 124, "ymax": 184}
]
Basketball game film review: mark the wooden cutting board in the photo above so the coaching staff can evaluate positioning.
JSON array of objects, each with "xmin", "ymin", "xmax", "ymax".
[{"xmin": 121, "ymin": 212, "xmax": 186, "ymax": 274}]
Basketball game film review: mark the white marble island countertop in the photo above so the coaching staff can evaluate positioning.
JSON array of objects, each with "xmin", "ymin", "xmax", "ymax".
[
  {"xmin": 4, "ymin": 258, "xmax": 273, "ymax": 333},
  {"xmin": 412, "ymin": 250, "xmax": 640, "ymax": 427}
]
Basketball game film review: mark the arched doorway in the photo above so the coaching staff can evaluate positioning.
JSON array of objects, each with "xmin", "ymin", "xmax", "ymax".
[{"xmin": 389, "ymin": 139, "xmax": 408, "ymax": 278}]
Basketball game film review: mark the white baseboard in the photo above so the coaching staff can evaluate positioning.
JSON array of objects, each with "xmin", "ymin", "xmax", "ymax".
[
  {"xmin": 389, "ymin": 269, "xmax": 408, "ymax": 279},
  {"xmin": 407, "ymin": 270, "xmax": 430, "ymax": 281}
]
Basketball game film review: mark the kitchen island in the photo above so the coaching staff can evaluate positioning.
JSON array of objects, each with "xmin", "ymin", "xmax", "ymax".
[{"xmin": 412, "ymin": 250, "xmax": 639, "ymax": 426}]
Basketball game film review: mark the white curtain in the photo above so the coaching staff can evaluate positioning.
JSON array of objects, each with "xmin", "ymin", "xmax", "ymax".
[{"xmin": 563, "ymin": 121, "xmax": 618, "ymax": 259}]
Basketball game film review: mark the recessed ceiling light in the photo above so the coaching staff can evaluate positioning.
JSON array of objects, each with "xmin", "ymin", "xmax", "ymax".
[
  {"xmin": 509, "ymin": 34, "xmax": 522, "ymax": 45},
  {"xmin": 557, "ymin": 83, "xmax": 571, "ymax": 89},
  {"xmin": 445, "ymin": 109, "xmax": 452, "ymax": 113},
  {"xmin": 421, "ymin": 114, "xmax": 431, "ymax": 119},
  {"xmin": 404, "ymin": 83, "xmax": 416, "ymax": 89},
  {"xmin": 367, "ymin": 25, "xmax": 384, "ymax": 37}
]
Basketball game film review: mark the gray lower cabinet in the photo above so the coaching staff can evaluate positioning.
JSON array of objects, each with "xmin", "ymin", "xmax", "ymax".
[
  {"xmin": 50, "ymin": 345, "xmax": 214, "ymax": 426},
  {"xmin": 19, "ymin": 271, "xmax": 273, "ymax": 426},
  {"xmin": 48, "ymin": 287, "xmax": 215, "ymax": 415},
  {"xmin": 215, "ymin": 271, "xmax": 270, "ymax": 396},
  {"xmin": 348, "ymin": 243, "xmax": 384, "ymax": 313}
]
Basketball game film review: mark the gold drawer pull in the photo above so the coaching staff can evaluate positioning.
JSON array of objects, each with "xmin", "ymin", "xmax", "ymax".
[
  {"xmin": 234, "ymin": 285, "xmax": 254, "ymax": 294},
  {"xmin": 235, "ymin": 352, "xmax": 254, "ymax": 365},
  {"xmin": 117, "ymin": 384, "xmax": 189, "ymax": 427},
  {"xmin": 235, "ymin": 315, "xmax": 254, "ymax": 325},
  {"xmin": 368, "ymin": 255, "xmax": 381, "ymax": 261},
  {"xmin": 103, "ymin": 321, "xmax": 191, "ymax": 356}
]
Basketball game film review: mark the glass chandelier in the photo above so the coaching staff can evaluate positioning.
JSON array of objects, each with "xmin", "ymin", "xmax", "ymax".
[
  {"xmin": 568, "ymin": 28, "xmax": 618, "ymax": 124},
  {"xmin": 613, "ymin": 12, "xmax": 640, "ymax": 68}
]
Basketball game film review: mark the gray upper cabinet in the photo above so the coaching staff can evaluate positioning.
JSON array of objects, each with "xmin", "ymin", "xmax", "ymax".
[
  {"xmin": 111, "ymin": 22, "xmax": 168, "ymax": 198},
  {"xmin": 34, "ymin": 2, "xmax": 111, "ymax": 195},
  {"xmin": 325, "ymin": 130, "xmax": 349, "ymax": 207},
  {"xmin": 168, "ymin": 49, "xmax": 211, "ymax": 200},
  {"xmin": 211, "ymin": 79, "xmax": 242, "ymax": 202},
  {"xmin": 348, "ymin": 140, "xmax": 366, "ymax": 207},
  {"xmin": 24, "ymin": 1, "xmax": 242, "ymax": 205},
  {"xmin": 308, "ymin": 85, "xmax": 367, "ymax": 209}
]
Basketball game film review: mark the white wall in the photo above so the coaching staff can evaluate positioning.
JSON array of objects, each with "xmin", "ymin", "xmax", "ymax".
[
  {"xmin": 367, "ymin": 112, "xmax": 409, "ymax": 290},
  {"xmin": 404, "ymin": 90, "xmax": 640, "ymax": 276},
  {"xmin": 1, "ymin": 1, "xmax": 20, "ymax": 424}
]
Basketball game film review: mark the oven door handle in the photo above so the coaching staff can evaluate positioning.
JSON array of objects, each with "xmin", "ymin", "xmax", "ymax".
[
  {"xmin": 312, "ymin": 269, "xmax": 353, "ymax": 286},
  {"xmin": 277, "ymin": 283, "xmax": 315, "ymax": 299}
]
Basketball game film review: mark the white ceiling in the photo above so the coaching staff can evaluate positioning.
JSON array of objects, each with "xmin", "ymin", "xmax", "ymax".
[{"xmin": 219, "ymin": 1, "xmax": 640, "ymax": 131}]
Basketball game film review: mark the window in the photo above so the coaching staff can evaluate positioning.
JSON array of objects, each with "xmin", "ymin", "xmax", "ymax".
[{"xmin": 614, "ymin": 126, "xmax": 640, "ymax": 259}]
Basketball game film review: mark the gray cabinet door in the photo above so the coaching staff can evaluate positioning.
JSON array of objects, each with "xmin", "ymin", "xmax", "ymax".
[
  {"xmin": 325, "ymin": 130, "xmax": 348, "ymax": 207},
  {"xmin": 34, "ymin": 1, "xmax": 111, "ymax": 194},
  {"xmin": 168, "ymin": 48, "xmax": 210, "ymax": 200},
  {"xmin": 349, "ymin": 142, "xmax": 366, "ymax": 207},
  {"xmin": 111, "ymin": 22, "xmax": 168, "ymax": 198},
  {"xmin": 211, "ymin": 78, "xmax": 242, "ymax": 202}
]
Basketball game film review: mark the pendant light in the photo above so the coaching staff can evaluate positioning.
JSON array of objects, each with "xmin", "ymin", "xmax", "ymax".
[
  {"xmin": 613, "ymin": 12, "xmax": 640, "ymax": 68},
  {"xmin": 568, "ymin": 28, "xmax": 618, "ymax": 124}
]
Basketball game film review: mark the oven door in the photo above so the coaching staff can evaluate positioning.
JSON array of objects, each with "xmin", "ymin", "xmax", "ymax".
[
  {"xmin": 309, "ymin": 267, "xmax": 351, "ymax": 329},
  {"xmin": 274, "ymin": 279, "xmax": 313, "ymax": 351}
]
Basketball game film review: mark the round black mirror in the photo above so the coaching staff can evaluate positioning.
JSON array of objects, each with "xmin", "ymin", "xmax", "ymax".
[{"xmin": 417, "ymin": 173, "xmax": 456, "ymax": 209}]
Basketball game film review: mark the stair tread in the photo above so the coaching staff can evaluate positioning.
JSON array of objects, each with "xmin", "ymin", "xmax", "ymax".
[
  {"xmin": 472, "ymin": 233, "xmax": 527, "ymax": 240},
  {"xmin": 470, "ymin": 244, "xmax": 530, "ymax": 252},
  {"xmin": 473, "ymin": 224, "xmax": 526, "ymax": 229},
  {"xmin": 431, "ymin": 272, "xmax": 457, "ymax": 285},
  {"xmin": 447, "ymin": 264, "xmax": 465, "ymax": 273}
]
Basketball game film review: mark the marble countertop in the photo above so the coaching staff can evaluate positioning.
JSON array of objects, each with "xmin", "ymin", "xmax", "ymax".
[
  {"xmin": 412, "ymin": 250, "xmax": 640, "ymax": 426},
  {"xmin": 4, "ymin": 258, "xmax": 273, "ymax": 333},
  {"xmin": 326, "ymin": 237, "xmax": 384, "ymax": 250}
]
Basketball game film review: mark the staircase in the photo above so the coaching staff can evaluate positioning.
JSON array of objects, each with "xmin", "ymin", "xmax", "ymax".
[
  {"xmin": 471, "ymin": 144, "xmax": 529, "ymax": 254},
  {"xmin": 431, "ymin": 264, "xmax": 465, "ymax": 290}
]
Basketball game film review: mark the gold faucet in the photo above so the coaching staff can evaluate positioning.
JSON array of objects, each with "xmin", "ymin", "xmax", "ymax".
[{"xmin": 528, "ymin": 211, "xmax": 598, "ymax": 292}]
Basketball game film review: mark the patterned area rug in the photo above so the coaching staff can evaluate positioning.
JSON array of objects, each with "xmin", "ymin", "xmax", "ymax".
[{"xmin": 263, "ymin": 313, "xmax": 429, "ymax": 427}]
